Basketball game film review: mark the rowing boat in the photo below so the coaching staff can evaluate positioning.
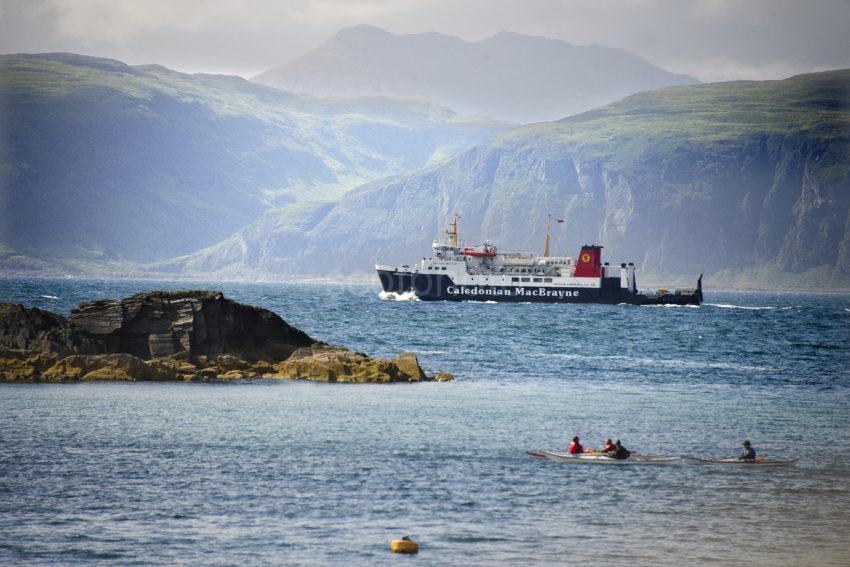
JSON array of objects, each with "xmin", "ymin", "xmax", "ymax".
[
  {"xmin": 539, "ymin": 451, "xmax": 680, "ymax": 465},
  {"xmin": 681, "ymin": 455, "xmax": 799, "ymax": 466}
]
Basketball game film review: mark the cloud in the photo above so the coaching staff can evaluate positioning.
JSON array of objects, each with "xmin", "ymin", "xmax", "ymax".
[{"xmin": 0, "ymin": 0, "xmax": 848, "ymax": 81}]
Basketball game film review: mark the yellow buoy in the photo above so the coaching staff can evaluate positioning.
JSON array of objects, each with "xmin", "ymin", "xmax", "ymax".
[{"xmin": 390, "ymin": 537, "xmax": 419, "ymax": 554}]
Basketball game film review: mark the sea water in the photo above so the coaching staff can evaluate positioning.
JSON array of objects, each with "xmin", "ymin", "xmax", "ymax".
[{"xmin": 1, "ymin": 278, "xmax": 849, "ymax": 566}]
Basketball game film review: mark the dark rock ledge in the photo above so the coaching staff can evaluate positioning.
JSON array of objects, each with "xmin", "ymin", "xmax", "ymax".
[{"xmin": 0, "ymin": 291, "xmax": 453, "ymax": 383}]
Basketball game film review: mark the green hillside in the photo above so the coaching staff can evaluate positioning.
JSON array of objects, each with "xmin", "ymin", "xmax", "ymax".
[
  {"xmin": 162, "ymin": 70, "xmax": 850, "ymax": 289},
  {"xmin": 0, "ymin": 53, "xmax": 508, "ymax": 266},
  {"xmin": 513, "ymin": 71, "xmax": 849, "ymax": 155}
]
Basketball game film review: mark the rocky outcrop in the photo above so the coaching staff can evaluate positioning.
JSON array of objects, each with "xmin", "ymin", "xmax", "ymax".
[
  {"xmin": 66, "ymin": 290, "xmax": 314, "ymax": 362},
  {"xmin": 0, "ymin": 291, "xmax": 444, "ymax": 383},
  {"xmin": 435, "ymin": 372, "xmax": 455, "ymax": 382},
  {"xmin": 270, "ymin": 345, "xmax": 428, "ymax": 384},
  {"xmin": 0, "ymin": 303, "xmax": 70, "ymax": 352}
]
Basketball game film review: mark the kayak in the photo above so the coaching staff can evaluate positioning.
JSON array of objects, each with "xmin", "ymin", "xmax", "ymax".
[
  {"xmin": 539, "ymin": 451, "xmax": 680, "ymax": 466},
  {"xmin": 528, "ymin": 450, "xmax": 664, "ymax": 459},
  {"xmin": 681, "ymin": 455, "xmax": 800, "ymax": 466}
]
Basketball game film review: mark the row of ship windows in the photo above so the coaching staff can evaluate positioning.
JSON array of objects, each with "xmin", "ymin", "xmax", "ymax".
[
  {"xmin": 511, "ymin": 277, "xmax": 553, "ymax": 283},
  {"xmin": 431, "ymin": 266, "xmax": 553, "ymax": 275},
  {"xmin": 502, "ymin": 268, "xmax": 547, "ymax": 274}
]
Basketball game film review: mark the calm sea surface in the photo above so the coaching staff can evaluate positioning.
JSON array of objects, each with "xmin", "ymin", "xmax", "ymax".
[{"xmin": 1, "ymin": 278, "xmax": 849, "ymax": 566}]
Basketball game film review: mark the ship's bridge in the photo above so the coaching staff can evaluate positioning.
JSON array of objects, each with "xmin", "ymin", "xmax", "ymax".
[{"xmin": 432, "ymin": 240, "xmax": 462, "ymax": 258}]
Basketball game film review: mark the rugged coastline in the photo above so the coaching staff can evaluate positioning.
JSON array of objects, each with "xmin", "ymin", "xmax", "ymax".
[{"xmin": 0, "ymin": 290, "xmax": 452, "ymax": 383}]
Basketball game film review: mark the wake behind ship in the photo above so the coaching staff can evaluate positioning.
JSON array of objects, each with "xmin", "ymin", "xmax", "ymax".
[{"xmin": 376, "ymin": 215, "xmax": 702, "ymax": 305}]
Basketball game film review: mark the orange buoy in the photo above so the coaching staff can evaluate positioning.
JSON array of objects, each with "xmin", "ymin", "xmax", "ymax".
[{"xmin": 390, "ymin": 536, "xmax": 419, "ymax": 554}]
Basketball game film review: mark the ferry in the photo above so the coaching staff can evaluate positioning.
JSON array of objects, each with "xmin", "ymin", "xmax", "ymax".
[{"xmin": 375, "ymin": 215, "xmax": 702, "ymax": 305}]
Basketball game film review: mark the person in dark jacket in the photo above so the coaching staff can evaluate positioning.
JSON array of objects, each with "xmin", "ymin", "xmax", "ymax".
[
  {"xmin": 612, "ymin": 439, "xmax": 631, "ymax": 460},
  {"xmin": 738, "ymin": 440, "xmax": 756, "ymax": 460}
]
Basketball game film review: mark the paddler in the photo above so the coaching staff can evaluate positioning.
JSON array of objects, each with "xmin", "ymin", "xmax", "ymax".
[
  {"xmin": 602, "ymin": 438, "xmax": 616, "ymax": 454},
  {"xmin": 568, "ymin": 436, "xmax": 585, "ymax": 454},
  {"xmin": 738, "ymin": 440, "xmax": 756, "ymax": 461},
  {"xmin": 612, "ymin": 439, "xmax": 631, "ymax": 460}
]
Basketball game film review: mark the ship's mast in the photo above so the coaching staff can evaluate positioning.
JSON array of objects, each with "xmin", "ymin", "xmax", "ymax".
[
  {"xmin": 543, "ymin": 213, "xmax": 551, "ymax": 257},
  {"xmin": 444, "ymin": 213, "xmax": 460, "ymax": 247}
]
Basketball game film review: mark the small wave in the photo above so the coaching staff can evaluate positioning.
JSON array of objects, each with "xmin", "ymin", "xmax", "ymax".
[
  {"xmin": 641, "ymin": 303, "xmax": 699, "ymax": 308},
  {"xmin": 446, "ymin": 535, "xmax": 512, "ymax": 543},
  {"xmin": 550, "ymin": 353, "xmax": 771, "ymax": 372},
  {"xmin": 469, "ymin": 300, "xmax": 498, "ymax": 304},
  {"xmin": 411, "ymin": 349, "xmax": 448, "ymax": 355},
  {"xmin": 40, "ymin": 294, "xmax": 59, "ymax": 300},
  {"xmin": 705, "ymin": 303, "xmax": 774, "ymax": 310},
  {"xmin": 378, "ymin": 290, "xmax": 419, "ymax": 301},
  {"xmin": 791, "ymin": 342, "xmax": 843, "ymax": 351}
]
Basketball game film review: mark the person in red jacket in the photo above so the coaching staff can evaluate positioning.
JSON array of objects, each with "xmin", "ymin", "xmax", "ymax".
[
  {"xmin": 568, "ymin": 436, "xmax": 584, "ymax": 454},
  {"xmin": 602, "ymin": 438, "xmax": 617, "ymax": 454}
]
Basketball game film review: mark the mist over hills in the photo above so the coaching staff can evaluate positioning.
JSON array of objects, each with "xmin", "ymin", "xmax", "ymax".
[
  {"xmin": 253, "ymin": 25, "xmax": 697, "ymax": 124},
  {"xmin": 0, "ymin": 53, "xmax": 508, "ymax": 267},
  {"xmin": 166, "ymin": 70, "xmax": 850, "ymax": 289},
  {"xmin": 1, "ymin": 51, "xmax": 848, "ymax": 289}
]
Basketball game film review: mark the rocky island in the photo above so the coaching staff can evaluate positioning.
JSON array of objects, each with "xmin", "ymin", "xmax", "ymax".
[{"xmin": 0, "ymin": 290, "xmax": 452, "ymax": 383}]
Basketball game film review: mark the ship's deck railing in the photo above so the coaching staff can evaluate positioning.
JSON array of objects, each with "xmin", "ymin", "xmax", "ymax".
[{"xmin": 468, "ymin": 266, "xmax": 567, "ymax": 277}]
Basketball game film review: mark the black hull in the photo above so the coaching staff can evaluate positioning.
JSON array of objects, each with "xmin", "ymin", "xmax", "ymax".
[{"xmin": 378, "ymin": 270, "xmax": 702, "ymax": 306}]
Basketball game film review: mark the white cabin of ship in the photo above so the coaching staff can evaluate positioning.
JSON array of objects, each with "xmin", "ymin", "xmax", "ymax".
[{"xmin": 399, "ymin": 249, "xmax": 636, "ymax": 292}]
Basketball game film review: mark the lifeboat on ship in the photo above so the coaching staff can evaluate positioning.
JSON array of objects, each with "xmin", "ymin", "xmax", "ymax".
[{"xmin": 462, "ymin": 241, "xmax": 497, "ymax": 257}]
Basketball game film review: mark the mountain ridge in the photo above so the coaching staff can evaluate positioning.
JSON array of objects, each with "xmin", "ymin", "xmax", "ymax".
[{"xmin": 253, "ymin": 25, "xmax": 698, "ymax": 123}]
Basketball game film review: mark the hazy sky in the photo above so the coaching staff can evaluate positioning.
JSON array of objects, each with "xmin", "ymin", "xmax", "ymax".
[{"xmin": 1, "ymin": 0, "xmax": 848, "ymax": 82}]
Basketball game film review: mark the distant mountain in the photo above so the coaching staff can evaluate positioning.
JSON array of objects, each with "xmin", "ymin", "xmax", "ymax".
[
  {"xmin": 168, "ymin": 70, "xmax": 850, "ymax": 289},
  {"xmin": 0, "ymin": 53, "xmax": 508, "ymax": 267},
  {"xmin": 253, "ymin": 25, "xmax": 697, "ymax": 124}
]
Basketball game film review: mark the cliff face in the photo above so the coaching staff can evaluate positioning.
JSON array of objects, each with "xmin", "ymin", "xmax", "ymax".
[
  {"xmin": 166, "ymin": 70, "xmax": 850, "ymax": 288},
  {"xmin": 0, "ymin": 291, "xmax": 448, "ymax": 383}
]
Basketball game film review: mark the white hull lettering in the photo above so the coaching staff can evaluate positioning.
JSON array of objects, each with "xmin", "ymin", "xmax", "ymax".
[{"xmin": 446, "ymin": 285, "xmax": 579, "ymax": 298}]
